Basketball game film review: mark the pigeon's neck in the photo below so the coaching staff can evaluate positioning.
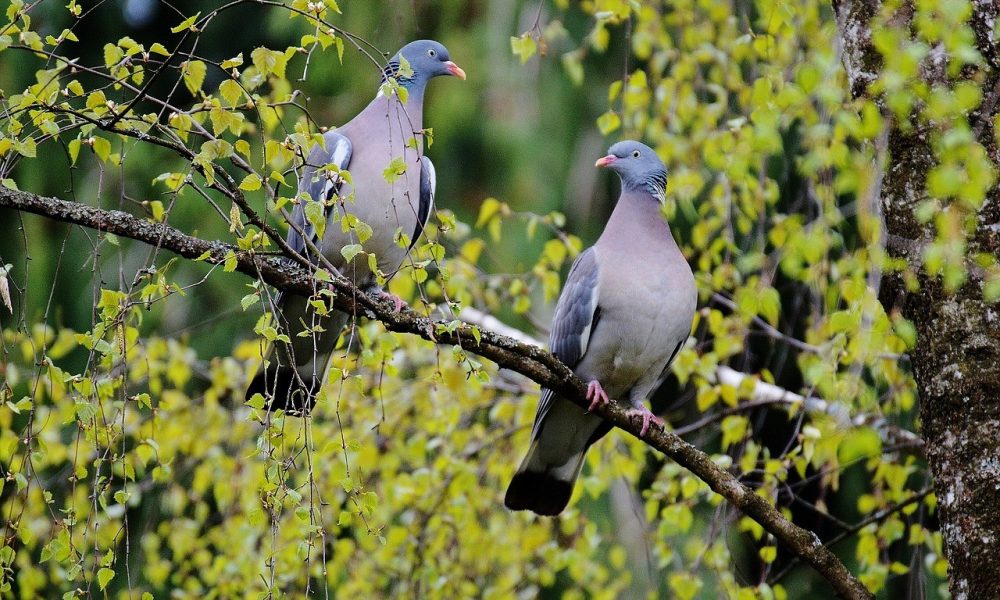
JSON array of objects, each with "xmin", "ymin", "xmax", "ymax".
[
  {"xmin": 375, "ymin": 70, "xmax": 431, "ymax": 104},
  {"xmin": 600, "ymin": 190, "xmax": 675, "ymax": 250},
  {"xmin": 400, "ymin": 76, "xmax": 431, "ymax": 98},
  {"xmin": 620, "ymin": 170, "xmax": 667, "ymax": 202}
]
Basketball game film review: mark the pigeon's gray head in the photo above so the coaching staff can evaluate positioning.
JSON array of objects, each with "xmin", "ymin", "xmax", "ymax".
[
  {"xmin": 385, "ymin": 40, "xmax": 466, "ymax": 90},
  {"xmin": 595, "ymin": 140, "xmax": 667, "ymax": 199}
]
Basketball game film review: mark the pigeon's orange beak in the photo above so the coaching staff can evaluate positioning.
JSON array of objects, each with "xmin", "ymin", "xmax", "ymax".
[
  {"xmin": 445, "ymin": 61, "xmax": 467, "ymax": 80},
  {"xmin": 595, "ymin": 155, "xmax": 617, "ymax": 168}
]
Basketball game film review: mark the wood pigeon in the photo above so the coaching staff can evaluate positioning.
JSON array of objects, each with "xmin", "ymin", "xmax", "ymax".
[
  {"xmin": 247, "ymin": 39, "xmax": 466, "ymax": 411},
  {"xmin": 504, "ymin": 141, "xmax": 697, "ymax": 516}
]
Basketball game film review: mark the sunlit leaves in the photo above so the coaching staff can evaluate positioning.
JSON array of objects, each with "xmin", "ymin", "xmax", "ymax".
[
  {"xmin": 218, "ymin": 78, "xmax": 244, "ymax": 106},
  {"xmin": 96, "ymin": 567, "xmax": 114, "ymax": 591},
  {"xmin": 510, "ymin": 33, "xmax": 537, "ymax": 64},
  {"xmin": 596, "ymin": 110, "xmax": 620, "ymax": 135},
  {"xmin": 340, "ymin": 243, "xmax": 363, "ymax": 263},
  {"xmin": 239, "ymin": 173, "xmax": 262, "ymax": 191},
  {"xmin": 181, "ymin": 59, "xmax": 207, "ymax": 96},
  {"xmin": 170, "ymin": 12, "xmax": 200, "ymax": 34},
  {"xmin": 251, "ymin": 46, "xmax": 290, "ymax": 79},
  {"xmin": 300, "ymin": 197, "xmax": 325, "ymax": 241},
  {"xmin": 475, "ymin": 197, "xmax": 508, "ymax": 242},
  {"xmin": 380, "ymin": 156, "xmax": 407, "ymax": 184}
]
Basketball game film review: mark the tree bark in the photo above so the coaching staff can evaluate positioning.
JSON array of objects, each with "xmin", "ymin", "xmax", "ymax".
[
  {"xmin": 0, "ymin": 185, "xmax": 872, "ymax": 599},
  {"xmin": 834, "ymin": 2, "xmax": 1000, "ymax": 597}
]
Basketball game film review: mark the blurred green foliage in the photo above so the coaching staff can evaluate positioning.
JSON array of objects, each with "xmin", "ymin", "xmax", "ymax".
[{"xmin": 3, "ymin": 0, "xmax": 990, "ymax": 597}]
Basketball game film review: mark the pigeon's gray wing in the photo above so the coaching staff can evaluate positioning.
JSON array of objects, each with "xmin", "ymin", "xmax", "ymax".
[
  {"xmin": 531, "ymin": 247, "xmax": 600, "ymax": 438},
  {"xmin": 405, "ymin": 155, "xmax": 436, "ymax": 252},
  {"xmin": 286, "ymin": 132, "xmax": 353, "ymax": 259}
]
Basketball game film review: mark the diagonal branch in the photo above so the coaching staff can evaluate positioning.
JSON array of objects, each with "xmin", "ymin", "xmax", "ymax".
[{"xmin": 0, "ymin": 186, "xmax": 873, "ymax": 600}]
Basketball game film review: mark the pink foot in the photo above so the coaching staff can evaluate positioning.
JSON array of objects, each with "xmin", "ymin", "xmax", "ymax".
[
  {"xmin": 626, "ymin": 406, "xmax": 665, "ymax": 437},
  {"xmin": 586, "ymin": 380, "xmax": 609, "ymax": 412},
  {"xmin": 377, "ymin": 290, "xmax": 406, "ymax": 313}
]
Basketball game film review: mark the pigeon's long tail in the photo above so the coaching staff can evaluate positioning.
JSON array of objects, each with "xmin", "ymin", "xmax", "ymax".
[
  {"xmin": 504, "ymin": 392, "xmax": 613, "ymax": 516},
  {"xmin": 245, "ymin": 361, "xmax": 322, "ymax": 414},
  {"xmin": 504, "ymin": 441, "xmax": 586, "ymax": 516},
  {"xmin": 244, "ymin": 296, "xmax": 348, "ymax": 413}
]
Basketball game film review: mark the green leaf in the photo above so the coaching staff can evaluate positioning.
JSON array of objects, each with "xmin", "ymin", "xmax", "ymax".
[
  {"xmin": 668, "ymin": 573, "xmax": 702, "ymax": 600},
  {"xmin": 241, "ymin": 293, "xmax": 260, "ymax": 311},
  {"xmin": 758, "ymin": 287, "xmax": 781, "ymax": 326},
  {"xmin": 838, "ymin": 427, "xmax": 882, "ymax": 464},
  {"xmin": 97, "ymin": 567, "xmax": 114, "ymax": 590},
  {"xmin": 219, "ymin": 79, "xmax": 243, "ymax": 106},
  {"xmin": 149, "ymin": 201, "xmax": 165, "ymax": 221},
  {"xmin": 199, "ymin": 139, "xmax": 233, "ymax": 160},
  {"xmin": 246, "ymin": 393, "xmax": 265, "ymax": 410},
  {"xmin": 221, "ymin": 52, "xmax": 244, "ymax": 69},
  {"xmin": 103, "ymin": 43, "xmax": 123, "ymax": 68},
  {"xmin": 14, "ymin": 137, "xmax": 37, "ymax": 158},
  {"xmin": 304, "ymin": 200, "xmax": 326, "ymax": 240},
  {"xmin": 239, "ymin": 173, "xmax": 262, "ymax": 191},
  {"xmin": 510, "ymin": 34, "xmax": 537, "ymax": 64},
  {"xmin": 182, "ymin": 60, "xmax": 207, "ymax": 96},
  {"xmin": 223, "ymin": 250, "xmax": 237, "ymax": 272},
  {"xmin": 170, "ymin": 12, "xmax": 201, "ymax": 33},
  {"xmin": 476, "ymin": 197, "xmax": 503, "ymax": 228},
  {"xmin": 341, "ymin": 244, "xmax": 363, "ymax": 263},
  {"xmin": 382, "ymin": 157, "xmax": 407, "ymax": 183},
  {"xmin": 91, "ymin": 137, "xmax": 111, "ymax": 162},
  {"xmin": 235, "ymin": 140, "xmax": 252, "ymax": 158},
  {"xmin": 596, "ymin": 110, "xmax": 621, "ymax": 135},
  {"xmin": 251, "ymin": 47, "xmax": 289, "ymax": 78}
]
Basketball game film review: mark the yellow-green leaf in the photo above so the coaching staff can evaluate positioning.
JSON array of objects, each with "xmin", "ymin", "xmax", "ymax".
[
  {"xmin": 91, "ymin": 137, "xmax": 111, "ymax": 162},
  {"xmin": 341, "ymin": 244, "xmax": 363, "ymax": 263},
  {"xmin": 510, "ymin": 34, "xmax": 537, "ymax": 64},
  {"xmin": 182, "ymin": 60, "xmax": 206, "ymax": 96},
  {"xmin": 170, "ymin": 12, "xmax": 200, "ymax": 33},
  {"xmin": 219, "ymin": 79, "xmax": 243, "ymax": 106},
  {"xmin": 239, "ymin": 173, "xmax": 262, "ymax": 191},
  {"xmin": 97, "ymin": 567, "xmax": 114, "ymax": 590},
  {"xmin": 596, "ymin": 110, "xmax": 621, "ymax": 135},
  {"xmin": 221, "ymin": 52, "xmax": 244, "ymax": 69}
]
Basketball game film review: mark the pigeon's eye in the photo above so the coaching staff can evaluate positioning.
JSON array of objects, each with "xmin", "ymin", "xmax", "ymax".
[
  {"xmin": 428, "ymin": 49, "xmax": 437, "ymax": 58},
  {"xmin": 632, "ymin": 150, "xmax": 641, "ymax": 158}
]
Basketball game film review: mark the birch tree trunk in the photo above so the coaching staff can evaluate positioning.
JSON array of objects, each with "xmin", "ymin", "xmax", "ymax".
[{"xmin": 834, "ymin": 1, "xmax": 1000, "ymax": 597}]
